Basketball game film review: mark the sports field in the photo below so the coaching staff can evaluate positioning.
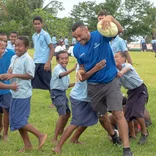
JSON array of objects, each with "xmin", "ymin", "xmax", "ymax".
[{"xmin": 0, "ymin": 50, "xmax": 155, "ymax": 156}]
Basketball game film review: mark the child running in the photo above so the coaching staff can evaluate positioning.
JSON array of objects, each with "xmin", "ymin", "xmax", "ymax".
[
  {"xmin": 2, "ymin": 36, "xmax": 47, "ymax": 152},
  {"xmin": 114, "ymin": 51, "xmax": 148, "ymax": 145},
  {"xmin": 52, "ymin": 60, "xmax": 106, "ymax": 154},
  {"xmin": 50, "ymin": 50, "xmax": 76, "ymax": 144}
]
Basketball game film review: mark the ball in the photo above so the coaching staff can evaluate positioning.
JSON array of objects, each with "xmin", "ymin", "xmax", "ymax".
[{"xmin": 97, "ymin": 21, "xmax": 118, "ymax": 37}]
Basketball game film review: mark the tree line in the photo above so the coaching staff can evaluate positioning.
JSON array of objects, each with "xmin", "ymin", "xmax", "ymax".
[{"xmin": 0, "ymin": 0, "xmax": 155, "ymax": 43}]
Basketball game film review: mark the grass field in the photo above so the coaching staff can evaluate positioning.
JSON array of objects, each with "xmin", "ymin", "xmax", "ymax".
[{"xmin": 0, "ymin": 50, "xmax": 156, "ymax": 156}]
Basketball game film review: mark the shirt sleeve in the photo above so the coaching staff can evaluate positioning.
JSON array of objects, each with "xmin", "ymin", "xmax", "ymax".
[
  {"xmin": 119, "ymin": 40, "xmax": 128, "ymax": 52},
  {"xmin": 44, "ymin": 33, "xmax": 52, "ymax": 45},
  {"xmin": 25, "ymin": 57, "xmax": 35, "ymax": 77}
]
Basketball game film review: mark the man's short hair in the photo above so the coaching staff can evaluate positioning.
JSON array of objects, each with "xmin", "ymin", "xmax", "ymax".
[{"xmin": 72, "ymin": 21, "xmax": 85, "ymax": 32}]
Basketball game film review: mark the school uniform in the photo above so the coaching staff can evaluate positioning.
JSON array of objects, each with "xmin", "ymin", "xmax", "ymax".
[
  {"xmin": 0, "ymin": 49, "xmax": 15, "ymax": 111},
  {"xmin": 74, "ymin": 30, "xmax": 122, "ymax": 117},
  {"xmin": 70, "ymin": 80, "xmax": 98, "ymax": 126},
  {"xmin": 7, "ymin": 41, "xmax": 15, "ymax": 51},
  {"xmin": 151, "ymin": 39, "xmax": 156, "ymax": 52},
  {"xmin": 32, "ymin": 29, "xmax": 52, "ymax": 90},
  {"xmin": 119, "ymin": 63, "xmax": 148, "ymax": 121},
  {"xmin": 110, "ymin": 35, "xmax": 128, "ymax": 55},
  {"xmin": 9, "ymin": 52, "xmax": 35, "ymax": 131},
  {"xmin": 50, "ymin": 64, "xmax": 70, "ymax": 116}
]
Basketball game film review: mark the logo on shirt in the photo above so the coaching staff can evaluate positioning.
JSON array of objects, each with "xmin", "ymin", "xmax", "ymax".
[
  {"xmin": 94, "ymin": 43, "xmax": 100, "ymax": 49},
  {"xmin": 79, "ymin": 53, "xmax": 85, "ymax": 58}
]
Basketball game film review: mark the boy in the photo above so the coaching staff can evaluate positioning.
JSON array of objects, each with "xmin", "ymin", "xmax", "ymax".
[
  {"xmin": 52, "ymin": 60, "xmax": 106, "ymax": 154},
  {"xmin": 2, "ymin": 36, "xmax": 47, "ymax": 152},
  {"xmin": 115, "ymin": 51, "xmax": 148, "ymax": 145},
  {"xmin": 32, "ymin": 16, "xmax": 54, "ymax": 108},
  {"xmin": 0, "ymin": 32, "xmax": 15, "ymax": 141},
  {"xmin": 7, "ymin": 31, "xmax": 18, "ymax": 51},
  {"xmin": 50, "ymin": 51, "xmax": 76, "ymax": 144}
]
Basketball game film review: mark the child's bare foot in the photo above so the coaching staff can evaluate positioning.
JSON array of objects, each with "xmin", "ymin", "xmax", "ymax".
[
  {"xmin": 2, "ymin": 135, "xmax": 8, "ymax": 142},
  {"xmin": 52, "ymin": 147, "xmax": 61, "ymax": 154},
  {"xmin": 18, "ymin": 145, "xmax": 33, "ymax": 152},
  {"xmin": 38, "ymin": 134, "xmax": 47, "ymax": 149},
  {"xmin": 70, "ymin": 140, "xmax": 85, "ymax": 144},
  {"xmin": 49, "ymin": 104, "xmax": 55, "ymax": 109},
  {"xmin": 51, "ymin": 139, "xmax": 58, "ymax": 145}
]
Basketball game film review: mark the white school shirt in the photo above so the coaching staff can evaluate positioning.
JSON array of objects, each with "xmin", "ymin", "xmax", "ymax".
[
  {"xmin": 9, "ymin": 52, "xmax": 35, "ymax": 98},
  {"xmin": 50, "ymin": 64, "xmax": 69, "ymax": 91}
]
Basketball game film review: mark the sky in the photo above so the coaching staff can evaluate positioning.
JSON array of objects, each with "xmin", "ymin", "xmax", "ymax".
[{"xmin": 45, "ymin": 0, "xmax": 156, "ymax": 18}]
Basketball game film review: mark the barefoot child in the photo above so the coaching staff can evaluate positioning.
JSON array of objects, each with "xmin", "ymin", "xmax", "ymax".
[
  {"xmin": 0, "ymin": 32, "xmax": 15, "ymax": 141},
  {"xmin": 50, "ymin": 50, "xmax": 76, "ymax": 144},
  {"xmin": 115, "ymin": 51, "xmax": 148, "ymax": 145},
  {"xmin": 2, "ymin": 36, "xmax": 47, "ymax": 151},
  {"xmin": 52, "ymin": 61, "xmax": 106, "ymax": 154}
]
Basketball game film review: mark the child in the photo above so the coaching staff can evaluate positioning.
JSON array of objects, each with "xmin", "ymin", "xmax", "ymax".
[
  {"xmin": 52, "ymin": 61, "xmax": 106, "ymax": 154},
  {"xmin": 115, "ymin": 51, "xmax": 148, "ymax": 145},
  {"xmin": 2, "ymin": 36, "xmax": 47, "ymax": 152},
  {"xmin": 50, "ymin": 50, "xmax": 76, "ymax": 144},
  {"xmin": 0, "ymin": 32, "xmax": 15, "ymax": 141},
  {"xmin": 7, "ymin": 31, "xmax": 18, "ymax": 51},
  {"xmin": 32, "ymin": 16, "xmax": 54, "ymax": 108}
]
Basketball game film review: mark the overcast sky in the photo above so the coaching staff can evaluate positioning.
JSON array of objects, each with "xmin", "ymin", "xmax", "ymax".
[{"xmin": 45, "ymin": 0, "xmax": 156, "ymax": 18}]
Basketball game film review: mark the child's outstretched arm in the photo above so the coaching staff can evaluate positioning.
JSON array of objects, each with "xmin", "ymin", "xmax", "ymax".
[
  {"xmin": 59, "ymin": 63, "xmax": 77, "ymax": 78},
  {"xmin": 0, "ymin": 82, "xmax": 18, "ymax": 91},
  {"xmin": 117, "ymin": 67, "xmax": 131, "ymax": 78},
  {"xmin": 1, "ymin": 73, "xmax": 33, "ymax": 80},
  {"xmin": 77, "ymin": 60, "xmax": 106, "ymax": 81}
]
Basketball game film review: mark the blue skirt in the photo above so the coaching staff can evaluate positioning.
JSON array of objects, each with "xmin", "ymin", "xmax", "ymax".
[
  {"xmin": 32, "ymin": 63, "xmax": 51, "ymax": 90},
  {"xmin": 9, "ymin": 97, "xmax": 31, "ymax": 131},
  {"xmin": 70, "ymin": 97, "xmax": 98, "ymax": 126}
]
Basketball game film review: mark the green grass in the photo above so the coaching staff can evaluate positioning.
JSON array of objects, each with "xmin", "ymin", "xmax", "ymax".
[{"xmin": 0, "ymin": 50, "xmax": 156, "ymax": 156}]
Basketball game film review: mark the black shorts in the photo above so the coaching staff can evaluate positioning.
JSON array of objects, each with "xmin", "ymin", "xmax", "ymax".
[{"xmin": 32, "ymin": 63, "xmax": 51, "ymax": 90}]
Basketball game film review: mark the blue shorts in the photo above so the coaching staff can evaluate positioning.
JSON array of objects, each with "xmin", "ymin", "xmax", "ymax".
[
  {"xmin": 51, "ymin": 89, "xmax": 70, "ymax": 116},
  {"xmin": 9, "ymin": 97, "xmax": 31, "ymax": 131},
  {"xmin": 0, "ymin": 93, "xmax": 12, "ymax": 110},
  {"xmin": 70, "ymin": 97, "xmax": 98, "ymax": 126}
]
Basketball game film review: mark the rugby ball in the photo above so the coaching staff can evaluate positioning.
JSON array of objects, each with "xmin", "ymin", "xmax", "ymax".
[{"xmin": 97, "ymin": 21, "xmax": 118, "ymax": 37}]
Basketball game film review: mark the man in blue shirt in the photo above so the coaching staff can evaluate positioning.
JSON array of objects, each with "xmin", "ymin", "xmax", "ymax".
[{"xmin": 72, "ymin": 16, "xmax": 133, "ymax": 156}]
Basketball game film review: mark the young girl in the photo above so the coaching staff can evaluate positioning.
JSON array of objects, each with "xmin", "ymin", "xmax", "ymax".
[{"xmin": 2, "ymin": 36, "xmax": 47, "ymax": 152}]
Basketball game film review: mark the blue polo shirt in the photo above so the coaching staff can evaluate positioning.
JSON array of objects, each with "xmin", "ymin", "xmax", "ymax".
[
  {"xmin": 32, "ymin": 29, "xmax": 52, "ymax": 63},
  {"xmin": 0, "ymin": 49, "xmax": 15, "ymax": 95},
  {"xmin": 73, "ymin": 30, "xmax": 117, "ymax": 84},
  {"xmin": 110, "ymin": 35, "xmax": 128, "ymax": 55}
]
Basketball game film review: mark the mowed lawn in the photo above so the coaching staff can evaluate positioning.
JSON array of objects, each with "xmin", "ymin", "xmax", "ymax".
[{"xmin": 0, "ymin": 50, "xmax": 156, "ymax": 156}]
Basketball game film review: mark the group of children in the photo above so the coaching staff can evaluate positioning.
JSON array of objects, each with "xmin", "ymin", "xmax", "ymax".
[{"xmin": 0, "ymin": 15, "xmax": 152, "ymax": 156}]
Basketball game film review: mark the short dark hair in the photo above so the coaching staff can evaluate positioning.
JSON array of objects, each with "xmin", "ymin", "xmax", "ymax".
[
  {"xmin": 33, "ymin": 16, "xmax": 43, "ymax": 23},
  {"xmin": 72, "ymin": 21, "xmax": 85, "ymax": 32},
  {"xmin": 56, "ymin": 50, "xmax": 68, "ymax": 61},
  {"xmin": 17, "ymin": 36, "xmax": 29, "ymax": 47},
  {"xmin": 10, "ymin": 31, "xmax": 18, "ymax": 36},
  {"xmin": 97, "ymin": 10, "xmax": 108, "ymax": 17},
  {"xmin": 0, "ymin": 32, "xmax": 7, "ymax": 36}
]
